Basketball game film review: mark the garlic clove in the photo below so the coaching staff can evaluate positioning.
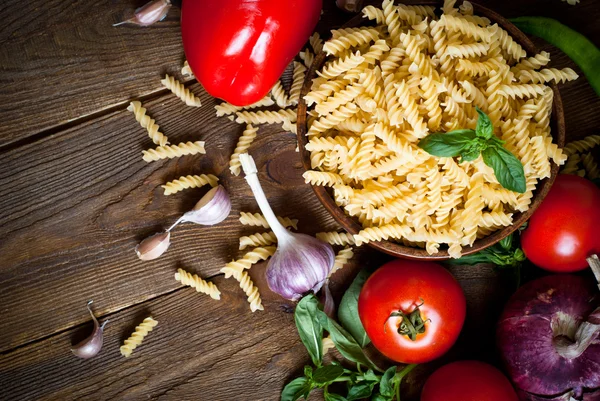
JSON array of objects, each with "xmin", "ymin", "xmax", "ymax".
[
  {"xmin": 113, "ymin": 0, "xmax": 172, "ymax": 27},
  {"xmin": 181, "ymin": 185, "xmax": 232, "ymax": 226},
  {"xmin": 71, "ymin": 301, "xmax": 107, "ymax": 359},
  {"xmin": 136, "ymin": 231, "xmax": 171, "ymax": 261}
]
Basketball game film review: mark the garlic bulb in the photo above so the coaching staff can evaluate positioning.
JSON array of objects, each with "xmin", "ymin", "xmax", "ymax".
[
  {"xmin": 71, "ymin": 301, "xmax": 107, "ymax": 359},
  {"xmin": 240, "ymin": 154, "xmax": 334, "ymax": 301}
]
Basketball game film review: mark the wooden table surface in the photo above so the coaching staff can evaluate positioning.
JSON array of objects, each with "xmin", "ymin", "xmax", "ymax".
[{"xmin": 0, "ymin": 0, "xmax": 598, "ymax": 400}]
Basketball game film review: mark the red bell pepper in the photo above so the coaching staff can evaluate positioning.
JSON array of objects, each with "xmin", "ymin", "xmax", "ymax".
[{"xmin": 181, "ymin": 0, "xmax": 322, "ymax": 107}]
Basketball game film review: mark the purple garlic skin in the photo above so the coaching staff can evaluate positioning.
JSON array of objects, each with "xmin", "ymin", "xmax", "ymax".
[
  {"xmin": 266, "ymin": 234, "xmax": 334, "ymax": 301},
  {"xmin": 114, "ymin": 0, "xmax": 171, "ymax": 27},
  {"xmin": 71, "ymin": 301, "xmax": 107, "ymax": 359},
  {"xmin": 497, "ymin": 274, "xmax": 600, "ymax": 398}
]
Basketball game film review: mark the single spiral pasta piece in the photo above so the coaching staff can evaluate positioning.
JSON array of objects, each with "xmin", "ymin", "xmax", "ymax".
[
  {"xmin": 480, "ymin": 211, "xmax": 513, "ymax": 228},
  {"xmin": 239, "ymin": 212, "xmax": 298, "ymax": 230},
  {"xmin": 530, "ymin": 136, "xmax": 552, "ymax": 179},
  {"xmin": 516, "ymin": 176, "xmax": 537, "ymax": 212},
  {"xmin": 174, "ymin": 268, "xmax": 221, "ymax": 300},
  {"xmin": 308, "ymin": 103, "xmax": 360, "ymax": 136},
  {"xmin": 362, "ymin": 5, "xmax": 385, "ymax": 24},
  {"xmin": 306, "ymin": 136, "xmax": 350, "ymax": 152},
  {"xmin": 234, "ymin": 109, "xmax": 297, "ymax": 125},
  {"xmin": 440, "ymin": 14, "xmax": 494, "ymax": 42},
  {"xmin": 400, "ymin": 32, "xmax": 433, "ymax": 76},
  {"xmin": 214, "ymin": 96, "xmax": 275, "ymax": 117},
  {"xmin": 425, "ymin": 167, "xmax": 443, "ymax": 214},
  {"xmin": 331, "ymin": 247, "xmax": 354, "ymax": 275},
  {"xmin": 323, "ymin": 27, "xmax": 380, "ymax": 56},
  {"xmin": 440, "ymin": 157, "xmax": 470, "ymax": 187},
  {"xmin": 303, "ymin": 171, "xmax": 344, "ymax": 186},
  {"xmin": 354, "ymin": 224, "xmax": 412, "ymax": 246},
  {"xmin": 498, "ymin": 84, "xmax": 546, "ymax": 99},
  {"xmin": 314, "ymin": 83, "xmax": 364, "ymax": 116},
  {"xmin": 461, "ymin": 174, "xmax": 484, "ymax": 246},
  {"xmin": 127, "ymin": 101, "xmax": 169, "ymax": 146},
  {"xmin": 316, "ymin": 231, "xmax": 356, "ymax": 246},
  {"xmin": 582, "ymin": 153, "xmax": 599, "ymax": 179},
  {"xmin": 230, "ymin": 124, "xmax": 258, "ymax": 176},
  {"xmin": 181, "ymin": 60, "xmax": 194, "ymax": 77},
  {"xmin": 142, "ymin": 141, "xmax": 206, "ymax": 162},
  {"xmin": 457, "ymin": 59, "xmax": 498, "ymax": 77},
  {"xmin": 305, "ymin": 79, "xmax": 349, "ymax": 106},
  {"xmin": 460, "ymin": 80, "xmax": 489, "ymax": 109},
  {"xmin": 161, "ymin": 74, "xmax": 202, "ymax": 107},
  {"xmin": 239, "ymin": 231, "xmax": 278, "ymax": 250},
  {"xmin": 221, "ymin": 246, "xmax": 276, "ymax": 279},
  {"xmin": 282, "ymin": 119, "xmax": 298, "ymax": 135},
  {"xmin": 120, "ymin": 317, "xmax": 158, "ymax": 357},
  {"xmin": 481, "ymin": 184, "xmax": 518, "ymax": 208},
  {"xmin": 511, "ymin": 51, "xmax": 551, "ymax": 75},
  {"xmin": 235, "ymin": 270, "xmax": 264, "ymax": 312},
  {"xmin": 300, "ymin": 49, "xmax": 315, "ymax": 69},
  {"xmin": 542, "ymin": 136, "xmax": 568, "ymax": 166},
  {"xmin": 518, "ymin": 68, "xmax": 579, "ymax": 84},
  {"xmin": 391, "ymin": 81, "xmax": 428, "ymax": 136},
  {"xmin": 310, "ymin": 32, "xmax": 323, "ymax": 54},
  {"xmin": 270, "ymin": 81, "xmax": 290, "ymax": 108},
  {"xmin": 564, "ymin": 135, "xmax": 600, "ymax": 156},
  {"xmin": 161, "ymin": 174, "xmax": 219, "ymax": 195},
  {"xmin": 288, "ymin": 62, "xmax": 308, "ymax": 106},
  {"xmin": 493, "ymin": 26, "xmax": 527, "ymax": 61},
  {"xmin": 362, "ymin": 40, "xmax": 391, "ymax": 66},
  {"xmin": 318, "ymin": 51, "xmax": 365, "ymax": 79},
  {"xmin": 446, "ymin": 43, "xmax": 489, "ymax": 59}
]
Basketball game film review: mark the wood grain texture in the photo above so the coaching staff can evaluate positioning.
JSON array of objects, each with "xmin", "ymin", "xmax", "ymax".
[
  {"xmin": 0, "ymin": 0, "xmax": 599, "ymax": 400},
  {"xmin": 0, "ymin": 0, "xmax": 188, "ymax": 147}
]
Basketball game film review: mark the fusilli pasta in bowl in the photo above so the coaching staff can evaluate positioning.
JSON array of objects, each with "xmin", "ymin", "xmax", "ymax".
[{"xmin": 296, "ymin": 0, "xmax": 567, "ymax": 260}]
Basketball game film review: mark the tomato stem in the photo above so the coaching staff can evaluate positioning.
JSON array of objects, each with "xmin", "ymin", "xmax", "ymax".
[{"xmin": 388, "ymin": 300, "xmax": 430, "ymax": 341}]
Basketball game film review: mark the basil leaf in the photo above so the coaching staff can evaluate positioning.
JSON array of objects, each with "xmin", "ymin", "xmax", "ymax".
[
  {"xmin": 338, "ymin": 269, "xmax": 372, "ymax": 348},
  {"xmin": 482, "ymin": 146, "xmax": 526, "ymax": 193},
  {"xmin": 304, "ymin": 366, "xmax": 314, "ymax": 381},
  {"xmin": 313, "ymin": 365, "xmax": 345, "ymax": 386},
  {"xmin": 362, "ymin": 369, "xmax": 379, "ymax": 382},
  {"xmin": 316, "ymin": 309, "xmax": 380, "ymax": 372},
  {"xmin": 347, "ymin": 382, "xmax": 375, "ymax": 401},
  {"xmin": 325, "ymin": 394, "xmax": 347, "ymax": 401},
  {"xmin": 446, "ymin": 249, "xmax": 498, "ymax": 266},
  {"xmin": 281, "ymin": 377, "xmax": 312, "ymax": 401},
  {"xmin": 295, "ymin": 295, "xmax": 323, "ymax": 367},
  {"xmin": 418, "ymin": 130, "xmax": 476, "ymax": 157},
  {"xmin": 379, "ymin": 366, "xmax": 397, "ymax": 398},
  {"xmin": 475, "ymin": 107, "xmax": 493, "ymax": 140},
  {"xmin": 372, "ymin": 394, "xmax": 389, "ymax": 401}
]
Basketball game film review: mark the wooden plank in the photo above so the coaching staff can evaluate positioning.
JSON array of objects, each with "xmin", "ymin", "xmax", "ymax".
[
  {"xmin": 0, "ymin": 260, "xmax": 513, "ymax": 401},
  {"xmin": 0, "ymin": 0, "xmax": 189, "ymax": 147}
]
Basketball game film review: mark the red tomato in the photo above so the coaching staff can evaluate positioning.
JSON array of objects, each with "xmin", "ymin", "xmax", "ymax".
[
  {"xmin": 421, "ymin": 361, "xmax": 518, "ymax": 401},
  {"xmin": 181, "ymin": 0, "xmax": 322, "ymax": 106},
  {"xmin": 521, "ymin": 175, "xmax": 600, "ymax": 272},
  {"xmin": 357, "ymin": 260, "xmax": 466, "ymax": 364}
]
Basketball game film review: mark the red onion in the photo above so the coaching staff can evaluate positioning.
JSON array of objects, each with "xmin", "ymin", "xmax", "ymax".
[{"xmin": 497, "ymin": 269, "xmax": 600, "ymax": 400}]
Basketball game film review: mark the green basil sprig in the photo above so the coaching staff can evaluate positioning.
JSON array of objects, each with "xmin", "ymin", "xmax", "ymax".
[
  {"xmin": 337, "ymin": 268, "xmax": 372, "ymax": 348},
  {"xmin": 418, "ymin": 107, "xmax": 526, "ymax": 193},
  {"xmin": 446, "ymin": 231, "xmax": 526, "ymax": 268},
  {"xmin": 283, "ymin": 293, "xmax": 416, "ymax": 401}
]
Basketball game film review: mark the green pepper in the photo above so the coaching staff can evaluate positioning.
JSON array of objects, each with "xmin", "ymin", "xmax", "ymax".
[{"xmin": 511, "ymin": 16, "xmax": 600, "ymax": 96}]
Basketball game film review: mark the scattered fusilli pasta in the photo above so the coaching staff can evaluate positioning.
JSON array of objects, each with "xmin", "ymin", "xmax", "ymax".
[
  {"xmin": 120, "ymin": 317, "xmax": 158, "ymax": 358},
  {"xmin": 239, "ymin": 212, "xmax": 298, "ymax": 230},
  {"xmin": 161, "ymin": 74, "xmax": 202, "ymax": 107},
  {"xmin": 127, "ymin": 101, "xmax": 169, "ymax": 147},
  {"xmin": 161, "ymin": 174, "xmax": 218, "ymax": 195},
  {"xmin": 230, "ymin": 125, "xmax": 258, "ymax": 176},
  {"xmin": 142, "ymin": 141, "xmax": 206, "ymax": 162},
  {"xmin": 175, "ymin": 268, "xmax": 221, "ymax": 300}
]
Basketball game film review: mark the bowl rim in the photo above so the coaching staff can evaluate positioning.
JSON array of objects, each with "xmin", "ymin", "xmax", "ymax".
[{"xmin": 296, "ymin": 0, "xmax": 565, "ymax": 261}]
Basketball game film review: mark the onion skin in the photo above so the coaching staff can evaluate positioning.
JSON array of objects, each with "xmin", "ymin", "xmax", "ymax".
[
  {"xmin": 517, "ymin": 388, "xmax": 600, "ymax": 400},
  {"xmin": 497, "ymin": 275, "xmax": 600, "ymax": 398}
]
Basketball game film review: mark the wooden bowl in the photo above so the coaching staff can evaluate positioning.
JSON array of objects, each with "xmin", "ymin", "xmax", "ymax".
[{"xmin": 296, "ymin": 1, "xmax": 565, "ymax": 260}]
